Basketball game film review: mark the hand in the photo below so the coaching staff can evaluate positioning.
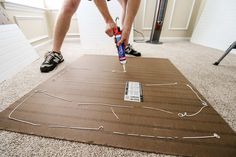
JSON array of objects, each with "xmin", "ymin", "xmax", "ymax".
[
  {"xmin": 117, "ymin": 27, "xmax": 131, "ymax": 47},
  {"xmin": 105, "ymin": 21, "xmax": 116, "ymax": 37}
]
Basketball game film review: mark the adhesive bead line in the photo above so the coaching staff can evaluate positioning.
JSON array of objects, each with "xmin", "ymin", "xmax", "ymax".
[
  {"xmin": 8, "ymin": 90, "xmax": 132, "ymax": 126},
  {"xmin": 70, "ymin": 125, "xmax": 104, "ymax": 131},
  {"xmin": 178, "ymin": 105, "xmax": 208, "ymax": 117},
  {"xmin": 113, "ymin": 132, "xmax": 125, "ymax": 135},
  {"xmin": 140, "ymin": 135, "xmax": 156, "ymax": 138},
  {"xmin": 62, "ymin": 81, "xmax": 126, "ymax": 86},
  {"xmin": 76, "ymin": 102, "xmax": 133, "ymax": 109},
  {"xmin": 9, "ymin": 83, "xmax": 209, "ymax": 127},
  {"xmin": 37, "ymin": 90, "xmax": 133, "ymax": 109},
  {"xmin": 8, "ymin": 91, "xmax": 41, "ymax": 126},
  {"xmin": 182, "ymin": 133, "xmax": 220, "ymax": 139},
  {"xmin": 113, "ymin": 132, "xmax": 177, "ymax": 139},
  {"xmin": 145, "ymin": 82, "xmax": 178, "ymax": 86},
  {"xmin": 142, "ymin": 106, "xmax": 174, "ymax": 114},
  {"xmin": 36, "ymin": 90, "xmax": 72, "ymax": 102},
  {"xmin": 8, "ymin": 89, "xmax": 221, "ymax": 141},
  {"xmin": 48, "ymin": 125, "xmax": 67, "ymax": 128},
  {"xmin": 112, "ymin": 70, "xmax": 126, "ymax": 73},
  {"xmin": 113, "ymin": 132, "xmax": 220, "ymax": 140},
  {"xmin": 178, "ymin": 84, "xmax": 208, "ymax": 117},
  {"xmin": 61, "ymin": 81, "xmax": 178, "ymax": 87},
  {"xmin": 127, "ymin": 133, "xmax": 139, "ymax": 136},
  {"xmin": 48, "ymin": 125, "xmax": 104, "ymax": 131},
  {"xmin": 186, "ymin": 84, "xmax": 208, "ymax": 106},
  {"xmin": 8, "ymin": 82, "xmax": 216, "ymax": 141},
  {"xmin": 66, "ymin": 69, "xmax": 186, "ymax": 94},
  {"xmin": 70, "ymin": 67, "xmax": 124, "ymax": 74},
  {"xmin": 111, "ymin": 107, "xmax": 120, "ymax": 120},
  {"xmin": 156, "ymin": 136, "xmax": 177, "ymax": 139}
]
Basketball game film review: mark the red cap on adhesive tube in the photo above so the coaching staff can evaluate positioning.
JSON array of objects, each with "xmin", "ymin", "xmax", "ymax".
[{"xmin": 113, "ymin": 26, "xmax": 120, "ymax": 35}]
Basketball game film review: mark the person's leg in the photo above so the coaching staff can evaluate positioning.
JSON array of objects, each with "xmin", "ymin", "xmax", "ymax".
[
  {"xmin": 53, "ymin": 0, "xmax": 81, "ymax": 52},
  {"xmin": 40, "ymin": 0, "xmax": 81, "ymax": 73},
  {"xmin": 117, "ymin": 0, "xmax": 141, "ymax": 57}
]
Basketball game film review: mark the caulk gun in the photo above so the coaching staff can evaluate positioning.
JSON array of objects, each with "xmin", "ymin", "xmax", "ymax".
[{"xmin": 114, "ymin": 26, "xmax": 127, "ymax": 72}]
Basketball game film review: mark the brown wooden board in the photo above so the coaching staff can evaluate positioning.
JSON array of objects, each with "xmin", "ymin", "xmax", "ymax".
[{"xmin": 0, "ymin": 55, "xmax": 236, "ymax": 156}]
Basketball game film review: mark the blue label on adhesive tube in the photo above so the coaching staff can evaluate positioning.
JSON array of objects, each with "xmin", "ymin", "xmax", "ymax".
[{"xmin": 115, "ymin": 35, "xmax": 126, "ymax": 63}]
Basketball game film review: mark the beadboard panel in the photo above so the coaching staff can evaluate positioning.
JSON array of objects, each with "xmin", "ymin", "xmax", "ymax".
[{"xmin": 0, "ymin": 24, "xmax": 39, "ymax": 83}]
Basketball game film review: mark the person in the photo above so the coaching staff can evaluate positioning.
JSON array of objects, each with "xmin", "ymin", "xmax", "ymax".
[{"xmin": 40, "ymin": 0, "xmax": 141, "ymax": 73}]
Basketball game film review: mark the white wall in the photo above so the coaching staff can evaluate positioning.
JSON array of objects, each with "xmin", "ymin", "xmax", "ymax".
[
  {"xmin": 77, "ymin": 0, "xmax": 127, "ymax": 50},
  {"xmin": 44, "ymin": 0, "xmax": 63, "ymax": 10},
  {"xmin": 191, "ymin": 0, "xmax": 236, "ymax": 54}
]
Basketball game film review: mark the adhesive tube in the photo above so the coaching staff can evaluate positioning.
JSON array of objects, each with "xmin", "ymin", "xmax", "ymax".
[{"xmin": 114, "ymin": 27, "xmax": 127, "ymax": 72}]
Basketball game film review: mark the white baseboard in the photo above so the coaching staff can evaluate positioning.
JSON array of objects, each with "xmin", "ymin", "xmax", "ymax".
[
  {"xmin": 33, "ymin": 37, "xmax": 81, "ymax": 50},
  {"xmin": 66, "ymin": 34, "xmax": 80, "ymax": 38},
  {"xmin": 30, "ymin": 35, "xmax": 49, "ymax": 44},
  {"xmin": 33, "ymin": 39, "xmax": 52, "ymax": 49},
  {"xmin": 2, "ymin": 1, "xmax": 45, "ymax": 13},
  {"xmin": 161, "ymin": 37, "xmax": 190, "ymax": 41},
  {"xmin": 134, "ymin": 37, "xmax": 190, "ymax": 42}
]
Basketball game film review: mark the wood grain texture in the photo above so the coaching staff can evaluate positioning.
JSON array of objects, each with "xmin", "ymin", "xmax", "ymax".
[{"xmin": 0, "ymin": 55, "xmax": 236, "ymax": 156}]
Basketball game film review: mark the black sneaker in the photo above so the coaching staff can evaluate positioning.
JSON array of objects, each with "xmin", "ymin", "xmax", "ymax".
[
  {"xmin": 125, "ymin": 44, "xmax": 141, "ymax": 57},
  {"xmin": 40, "ymin": 51, "xmax": 64, "ymax": 73}
]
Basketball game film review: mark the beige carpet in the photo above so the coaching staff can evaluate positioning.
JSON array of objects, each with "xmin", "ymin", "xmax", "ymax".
[{"xmin": 1, "ymin": 39, "xmax": 236, "ymax": 157}]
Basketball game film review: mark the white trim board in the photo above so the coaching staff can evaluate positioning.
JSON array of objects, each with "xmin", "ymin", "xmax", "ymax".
[
  {"xmin": 13, "ymin": 15, "xmax": 44, "ymax": 26},
  {"xmin": 30, "ymin": 35, "xmax": 49, "ymax": 43},
  {"xmin": 134, "ymin": 36, "xmax": 190, "ymax": 42},
  {"xmin": 142, "ymin": 0, "xmax": 159, "ymax": 30},
  {"xmin": 2, "ymin": 1, "xmax": 45, "ymax": 13},
  {"xmin": 33, "ymin": 39, "xmax": 52, "ymax": 49},
  {"xmin": 0, "ymin": 24, "xmax": 39, "ymax": 83},
  {"xmin": 13, "ymin": 16, "xmax": 50, "ymax": 44},
  {"xmin": 168, "ymin": 0, "xmax": 195, "ymax": 30}
]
